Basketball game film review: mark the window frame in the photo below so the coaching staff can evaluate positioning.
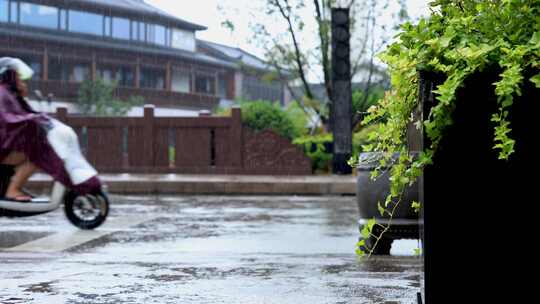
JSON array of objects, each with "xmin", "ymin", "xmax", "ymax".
[
  {"xmin": 140, "ymin": 66, "xmax": 166, "ymax": 90},
  {"xmin": 112, "ymin": 16, "xmax": 131, "ymax": 40},
  {"xmin": 68, "ymin": 9, "xmax": 104, "ymax": 36},
  {"xmin": 153, "ymin": 24, "xmax": 166, "ymax": 46},
  {"xmin": 115, "ymin": 65, "xmax": 135, "ymax": 88},
  {"xmin": 48, "ymin": 59, "xmax": 91, "ymax": 83},
  {"xmin": 130, "ymin": 20, "xmax": 138, "ymax": 41},
  {"xmin": 194, "ymin": 73, "xmax": 217, "ymax": 95},
  {"xmin": 59, "ymin": 9, "xmax": 67, "ymax": 30},
  {"xmin": 9, "ymin": 0, "xmax": 19, "ymax": 23},
  {"xmin": 103, "ymin": 16, "xmax": 112, "ymax": 37},
  {"xmin": 18, "ymin": 1, "xmax": 59, "ymax": 30},
  {"xmin": 138, "ymin": 21, "xmax": 146, "ymax": 42},
  {"xmin": 0, "ymin": 0, "xmax": 9, "ymax": 23}
]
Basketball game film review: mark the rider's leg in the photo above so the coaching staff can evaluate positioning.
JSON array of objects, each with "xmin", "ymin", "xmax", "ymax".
[
  {"xmin": 1, "ymin": 152, "xmax": 37, "ymax": 201},
  {"xmin": 1, "ymin": 152, "xmax": 26, "ymax": 166}
]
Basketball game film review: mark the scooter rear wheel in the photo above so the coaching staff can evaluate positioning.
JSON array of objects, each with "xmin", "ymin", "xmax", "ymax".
[{"xmin": 64, "ymin": 190, "xmax": 109, "ymax": 230}]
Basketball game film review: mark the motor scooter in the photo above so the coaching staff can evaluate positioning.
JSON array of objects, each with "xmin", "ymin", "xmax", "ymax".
[{"xmin": 0, "ymin": 120, "xmax": 109, "ymax": 230}]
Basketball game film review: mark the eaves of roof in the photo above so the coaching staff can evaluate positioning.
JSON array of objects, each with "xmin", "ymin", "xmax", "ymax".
[
  {"xmin": 0, "ymin": 25, "xmax": 236, "ymax": 69},
  {"xmin": 197, "ymin": 39, "xmax": 292, "ymax": 76},
  {"xmin": 22, "ymin": 0, "xmax": 207, "ymax": 31}
]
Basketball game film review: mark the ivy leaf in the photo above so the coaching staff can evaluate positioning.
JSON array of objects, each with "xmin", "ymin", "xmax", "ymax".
[
  {"xmin": 411, "ymin": 201, "xmax": 421, "ymax": 213},
  {"xmin": 384, "ymin": 194, "xmax": 393, "ymax": 208},
  {"xmin": 356, "ymin": 247, "xmax": 366, "ymax": 257},
  {"xmin": 501, "ymin": 96, "xmax": 513, "ymax": 108},
  {"xmin": 362, "ymin": 144, "xmax": 374, "ymax": 152},
  {"xmin": 347, "ymin": 156, "xmax": 358, "ymax": 167},
  {"xmin": 356, "ymin": 239, "xmax": 367, "ymax": 256},
  {"xmin": 367, "ymin": 218, "xmax": 376, "ymax": 232},
  {"xmin": 377, "ymin": 201, "xmax": 385, "ymax": 216},
  {"xmin": 529, "ymin": 31, "xmax": 540, "ymax": 49},
  {"xmin": 361, "ymin": 225, "xmax": 370, "ymax": 239},
  {"xmin": 439, "ymin": 36, "xmax": 453, "ymax": 48},
  {"xmin": 370, "ymin": 169, "xmax": 380, "ymax": 180},
  {"xmin": 530, "ymin": 74, "xmax": 540, "ymax": 88}
]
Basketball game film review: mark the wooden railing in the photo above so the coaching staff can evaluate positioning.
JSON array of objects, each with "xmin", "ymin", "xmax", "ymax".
[
  {"xmin": 28, "ymin": 80, "xmax": 220, "ymax": 109},
  {"xmin": 54, "ymin": 106, "xmax": 312, "ymax": 175}
]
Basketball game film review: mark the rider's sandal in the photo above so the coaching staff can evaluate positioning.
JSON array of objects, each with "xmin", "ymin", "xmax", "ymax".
[
  {"xmin": 21, "ymin": 188, "xmax": 36, "ymax": 199},
  {"xmin": 1, "ymin": 195, "xmax": 32, "ymax": 203}
]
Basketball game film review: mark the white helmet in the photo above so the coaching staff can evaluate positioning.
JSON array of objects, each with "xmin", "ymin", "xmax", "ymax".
[{"xmin": 0, "ymin": 57, "xmax": 34, "ymax": 80}]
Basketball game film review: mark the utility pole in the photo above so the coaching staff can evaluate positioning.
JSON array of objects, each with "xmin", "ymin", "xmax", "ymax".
[{"xmin": 331, "ymin": 8, "xmax": 352, "ymax": 174}]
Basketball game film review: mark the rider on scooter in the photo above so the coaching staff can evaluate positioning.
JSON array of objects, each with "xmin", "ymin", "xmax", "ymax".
[
  {"xmin": 0, "ymin": 58, "xmax": 40, "ymax": 202},
  {"xmin": 0, "ymin": 57, "xmax": 101, "ymax": 203}
]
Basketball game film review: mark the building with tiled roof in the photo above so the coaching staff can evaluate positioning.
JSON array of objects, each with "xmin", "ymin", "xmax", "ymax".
[{"xmin": 0, "ymin": 0, "xmax": 289, "ymax": 113}]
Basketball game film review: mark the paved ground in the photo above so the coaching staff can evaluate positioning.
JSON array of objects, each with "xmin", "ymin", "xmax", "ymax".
[{"xmin": 0, "ymin": 195, "xmax": 421, "ymax": 303}]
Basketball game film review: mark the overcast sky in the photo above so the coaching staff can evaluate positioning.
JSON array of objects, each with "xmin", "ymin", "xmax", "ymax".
[
  {"xmin": 146, "ymin": 0, "xmax": 430, "ymax": 82},
  {"xmin": 146, "ymin": 0, "xmax": 430, "ymax": 56}
]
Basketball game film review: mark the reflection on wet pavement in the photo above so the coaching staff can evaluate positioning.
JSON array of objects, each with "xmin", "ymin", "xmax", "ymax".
[
  {"xmin": 0, "ymin": 231, "xmax": 52, "ymax": 249},
  {"xmin": 0, "ymin": 195, "xmax": 421, "ymax": 303}
]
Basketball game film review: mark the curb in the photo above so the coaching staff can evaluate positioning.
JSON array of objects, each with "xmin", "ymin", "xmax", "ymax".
[{"xmin": 27, "ymin": 174, "xmax": 356, "ymax": 196}]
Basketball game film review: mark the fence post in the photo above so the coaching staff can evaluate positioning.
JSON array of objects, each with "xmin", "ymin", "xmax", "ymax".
[
  {"xmin": 230, "ymin": 107, "xmax": 243, "ymax": 168},
  {"xmin": 56, "ymin": 107, "xmax": 68, "ymax": 123},
  {"xmin": 199, "ymin": 110, "xmax": 211, "ymax": 117},
  {"xmin": 144, "ymin": 104, "xmax": 155, "ymax": 168}
]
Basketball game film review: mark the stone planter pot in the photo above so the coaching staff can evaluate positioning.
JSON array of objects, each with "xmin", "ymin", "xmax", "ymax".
[{"xmin": 356, "ymin": 152, "xmax": 420, "ymax": 254}]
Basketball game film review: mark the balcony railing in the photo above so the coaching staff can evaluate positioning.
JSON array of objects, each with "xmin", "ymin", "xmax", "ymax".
[{"xmin": 28, "ymin": 80, "xmax": 220, "ymax": 109}]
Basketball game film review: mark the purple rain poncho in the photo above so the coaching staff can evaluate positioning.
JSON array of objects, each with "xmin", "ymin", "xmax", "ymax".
[{"xmin": 0, "ymin": 85, "xmax": 101, "ymax": 194}]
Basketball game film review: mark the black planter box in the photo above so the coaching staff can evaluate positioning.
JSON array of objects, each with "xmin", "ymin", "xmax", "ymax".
[{"xmin": 420, "ymin": 69, "xmax": 539, "ymax": 302}]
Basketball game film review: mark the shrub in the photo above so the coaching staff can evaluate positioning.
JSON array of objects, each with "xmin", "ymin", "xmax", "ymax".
[
  {"xmin": 293, "ymin": 133, "xmax": 332, "ymax": 173},
  {"xmin": 284, "ymin": 100, "xmax": 310, "ymax": 137},
  {"xmin": 220, "ymin": 100, "xmax": 301, "ymax": 140},
  {"xmin": 77, "ymin": 78, "xmax": 143, "ymax": 116}
]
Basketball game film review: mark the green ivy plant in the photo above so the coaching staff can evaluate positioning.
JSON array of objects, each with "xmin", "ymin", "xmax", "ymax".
[{"xmin": 355, "ymin": 0, "xmax": 540, "ymax": 257}]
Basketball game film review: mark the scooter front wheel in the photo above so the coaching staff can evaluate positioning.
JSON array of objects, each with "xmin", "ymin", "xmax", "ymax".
[{"xmin": 64, "ymin": 190, "xmax": 109, "ymax": 230}]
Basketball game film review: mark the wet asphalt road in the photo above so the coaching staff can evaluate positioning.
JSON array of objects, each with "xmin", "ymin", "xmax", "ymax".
[{"xmin": 0, "ymin": 195, "xmax": 421, "ymax": 303}]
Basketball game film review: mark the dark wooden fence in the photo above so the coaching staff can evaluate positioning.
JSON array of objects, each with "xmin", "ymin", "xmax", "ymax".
[{"xmin": 54, "ymin": 106, "xmax": 312, "ymax": 175}]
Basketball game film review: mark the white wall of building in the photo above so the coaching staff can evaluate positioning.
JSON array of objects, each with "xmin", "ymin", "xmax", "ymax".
[
  {"xmin": 234, "ymin": 71, "xmax": 243, "ymax": 99},
  {"xmin": 283, "ymin": 84, "xmax": 292, "ymax": 106},
  {"xmin": 171, "ymin": 28, "xmax": 196, "ymax": 52}
]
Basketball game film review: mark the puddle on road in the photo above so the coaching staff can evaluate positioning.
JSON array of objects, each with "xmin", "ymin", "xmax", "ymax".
[
  {"xmin": 0, "ymin": 231, "xmax": 52, "ymax": 249},
  {"xmin": 21, "ymin": 280, "xmax": 58, "ymax": 294}
]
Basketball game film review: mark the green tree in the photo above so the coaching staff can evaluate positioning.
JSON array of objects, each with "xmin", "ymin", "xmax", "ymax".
[
  {"xmin": 77, "ymin": 78, "xmax": 144, "ymax": 116},
  {"xmin": 220, "ymin": 0, "xmax": 406, "ymax": 130}
]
